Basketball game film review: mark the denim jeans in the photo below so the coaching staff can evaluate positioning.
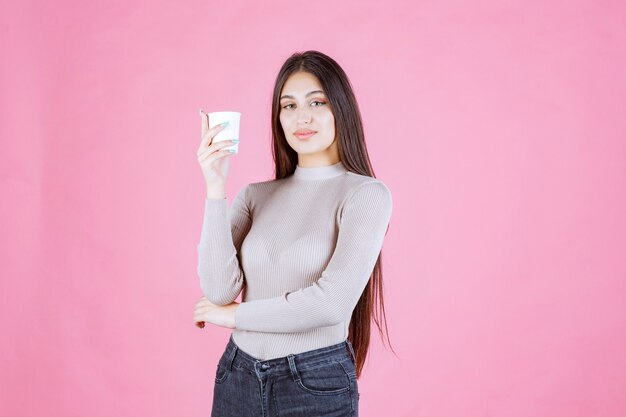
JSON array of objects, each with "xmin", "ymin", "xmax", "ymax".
[{"xmin": 211, "ymin": 334, "xmax": 360, "ymax": 417}]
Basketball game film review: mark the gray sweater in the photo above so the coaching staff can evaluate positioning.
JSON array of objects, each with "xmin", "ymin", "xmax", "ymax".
[{"xmin": 197, "ymin": 161, "xmax": 393, "ymax": 360}]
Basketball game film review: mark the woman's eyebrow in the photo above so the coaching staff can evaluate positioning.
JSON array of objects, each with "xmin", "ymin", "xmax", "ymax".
[{"xmin": 280, "ymin": 90, "xmax": 325, "ymax": 100}]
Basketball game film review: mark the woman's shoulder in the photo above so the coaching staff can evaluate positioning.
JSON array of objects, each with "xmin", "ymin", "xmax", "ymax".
[
  {"xmin": 236, "ymin": 177, "xmax": 285, "ymax": 204},
  {"xmin": 344, "ymin": 172, "xmax": 391, "ymax": 196},
  {"xmin": 244, "ymin": 177, "xmax": 285, "ymax": 193},
  {"xmin": 332, "ymin": 173, "xmax": 392, "ymax": 216}
]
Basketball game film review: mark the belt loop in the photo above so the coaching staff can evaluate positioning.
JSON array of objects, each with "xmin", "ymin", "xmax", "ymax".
[
  {"xmin": 287, "ymin": 354, "xmax": 300, "ymax": 383},
  {"xmin": 345, "ymin": 338, "xmax": 356, "ymax": 364}
]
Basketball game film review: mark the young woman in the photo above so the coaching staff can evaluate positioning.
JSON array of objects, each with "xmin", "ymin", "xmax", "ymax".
[{"xmin": 194, "ymin": 50, "xmax": 393, "ymax": 417}]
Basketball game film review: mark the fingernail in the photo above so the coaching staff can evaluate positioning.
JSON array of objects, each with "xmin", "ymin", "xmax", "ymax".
[
  {"xmin": 220, "ymin": 121, "xmax": 229, "ymax": 127},
  {"xmin": 231, "ymin": 139, "xmax": 240, "ymax": 143},
  {"xmin": 199, "ymin": 109, "xmax": 203, "ymax": 116}
]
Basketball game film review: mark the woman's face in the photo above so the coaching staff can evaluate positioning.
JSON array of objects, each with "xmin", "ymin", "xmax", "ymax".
[{"xmin": 279, "ymin": 71, "xmax": 338, "ymax": 164}]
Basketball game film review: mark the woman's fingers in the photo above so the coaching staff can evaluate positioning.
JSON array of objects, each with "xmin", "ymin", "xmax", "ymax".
[
  {"xmin": 194, "ymin": 296, "xmax": 214, "ymax": 312},
  {"xmin": 198, "ymin": 124, "xmax": 228, "ymax": 154},
  {"xmin": 194, "ymin": 300, "xmax": 214, "ymax": 328},
  {"xmin": 200, "ymin": 109, "xmax": 209, "ymax": 137},
  {"xmin": 197, "ymin": 149, "xmax": 234, "ymax": 165},
  {"xmin": 195, "ymin": 306, "xmax": 211, "ymax": 315},
  {"xmin": 194, "ymin": 306, "xmax": 207, "ymax": 324},
  {"xmin": 197, "ymin": 141, "xmax": 237, "ymax": 161},
  {"xmin": 197, "ymin": 139, "xmax": 237, "ymax": 156},
  {"xmin": 199, "ymin": 110, "xmax": 228, "ymax": 148}
]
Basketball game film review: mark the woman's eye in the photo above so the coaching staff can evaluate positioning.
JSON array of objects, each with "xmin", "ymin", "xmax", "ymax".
[{"xmin": 282, "ymin": 101, "xmax": 325, "ymax": 109}]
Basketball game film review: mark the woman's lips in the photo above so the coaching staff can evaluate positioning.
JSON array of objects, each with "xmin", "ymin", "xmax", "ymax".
[{"xmin": 295, "ymin": 132, "xmax": 316, "ymax": 139}]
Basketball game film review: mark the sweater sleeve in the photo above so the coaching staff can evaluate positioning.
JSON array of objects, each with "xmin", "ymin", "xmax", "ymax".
[
  {"xmin": 197, "ymin": 185, "xmax": 252, "ymax": 305},
  {"xmin": 234, "ymin": 180, "xmax": 392, "ymax": 332}
]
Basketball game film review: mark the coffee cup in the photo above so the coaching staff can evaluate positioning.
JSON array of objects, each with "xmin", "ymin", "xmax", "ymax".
[{"xmin": 207, "ymin": 111, "xmax": 241, "ymax": 154}]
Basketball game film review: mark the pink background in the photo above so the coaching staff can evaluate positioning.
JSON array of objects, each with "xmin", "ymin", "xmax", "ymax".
[{"xmin": 1, "ymin": 1, "xmax": 625, "ymax": 416}]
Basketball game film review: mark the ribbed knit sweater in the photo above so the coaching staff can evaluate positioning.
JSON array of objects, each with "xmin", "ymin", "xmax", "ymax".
[{"xmin": 197, "ymin": 161, "xmax": 393, "ymax": 360}]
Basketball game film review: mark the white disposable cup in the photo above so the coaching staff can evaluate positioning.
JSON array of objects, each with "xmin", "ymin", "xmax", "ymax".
[{"xmin": 207, "ymin": 111, "xmax": 241, "ymax": 154}]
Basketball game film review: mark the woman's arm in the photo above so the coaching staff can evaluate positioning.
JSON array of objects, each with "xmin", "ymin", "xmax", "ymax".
[
  {"xmin": 233, "ymin": 180, "xmax": 392, "ymax": 332},
  {"xmin": 197, "ymin": 184, "xmax": 252, "ymax": 305}
]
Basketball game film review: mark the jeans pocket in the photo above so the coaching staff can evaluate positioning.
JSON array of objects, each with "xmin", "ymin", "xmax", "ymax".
[
  {"xmin": 214, "ymin": 358, "xmax": 232, "ymax": 384},
  {"xmin": 344, "ymin": 354, "xmax": 357, "ymax": 377},
  {"xmin": 295, "ymin": 360, "xmax": 351, "ymax": 396}
]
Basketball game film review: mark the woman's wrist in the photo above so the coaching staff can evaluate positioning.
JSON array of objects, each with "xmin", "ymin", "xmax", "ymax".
[
  {"xmin": 229, "ymin": 303, "xmax": 240, "ymax": 329},
  {"xmin": 205, "ymin": 182, "xmax": 226, "ymax": 199}
]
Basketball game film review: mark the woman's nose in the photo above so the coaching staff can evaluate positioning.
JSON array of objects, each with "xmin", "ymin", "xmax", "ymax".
[{"xmin": 297, "ymin": 108, "xmax": 312, "ymax": 124}]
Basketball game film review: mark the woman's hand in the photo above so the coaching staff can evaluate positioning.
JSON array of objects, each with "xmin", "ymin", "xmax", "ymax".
[
  {"xmin": 196, "ymin": 109, "xmax": 238, "ymax": 187},
  {"xmin": 194, "ymin": 296, "xmax": 239, "ymax": 329}
]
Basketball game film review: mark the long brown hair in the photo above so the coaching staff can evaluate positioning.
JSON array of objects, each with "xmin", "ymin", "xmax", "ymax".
[{"xmin": 269, "ymin": 50, "xmax": 396, "ymax": 378}]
